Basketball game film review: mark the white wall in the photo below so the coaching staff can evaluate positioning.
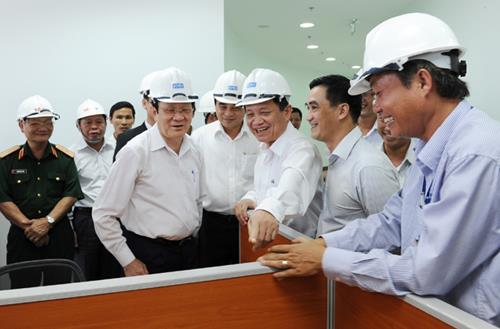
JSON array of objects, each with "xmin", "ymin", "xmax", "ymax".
[
  {"xmin": 402, "ymin": 0, "xmax": 500, "ymax": 121},
  {"xmin": 0, "ymin": 0, "xmax": 224, "ymax": 266}
]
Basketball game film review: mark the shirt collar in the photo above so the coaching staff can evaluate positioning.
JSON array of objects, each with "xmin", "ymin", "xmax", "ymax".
[
  {"xmin": 150, "ymin": 123, "xmax": 194, "ymax": 157},
  {"xmin": 364, "ymin": 121, "xmax": 378, "ymax": 138},
  {"xmin": 74, "ymin": 137, "xmax": 114, "ymax": 152},
  {"xmin": 262, "ymin": 122, "xmax": 297, "ymax": 157},
  {"xmin": 21, "ymin": 142, "xmax": 56, "ymax": 160},
  {"xmin": 144, "ymin": 121, "xmax": 153, "ymax": 129},
  {"xmin": 212, "ymin": 120, "xmax": 251, "ymax": 140},
  {"xmin": 415, "ymin": 100, "xmax": 472, "ymax": 175},
  {"xmin": 330, "ymin": 127, "xmax": 362, "ymax": 163}
]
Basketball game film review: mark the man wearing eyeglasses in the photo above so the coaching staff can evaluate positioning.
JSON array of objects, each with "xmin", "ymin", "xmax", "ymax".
[
  {"xmin": 0, "ymin": 95, "xmax": 83, "ymax": 288},
  {"xmin": 93, "ymin": 68, "xmax": 204, "ymax": 276},
  {"xmin": 191, "ymin": 70, "xmax": 259, "ymax": 267}
]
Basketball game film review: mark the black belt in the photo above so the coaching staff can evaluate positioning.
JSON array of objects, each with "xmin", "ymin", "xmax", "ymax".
[
  {"xmin": 74, "ymin": 206, "xmax": 92, "ymax": 214},
  {"xmin": 124, "ymin": 228, "xmax": 193, "ymax": 247}
]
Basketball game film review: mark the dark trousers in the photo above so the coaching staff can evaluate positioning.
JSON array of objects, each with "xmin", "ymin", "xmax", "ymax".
[
  {"xmin": 72, "ymin": 207, "xmax": 123, "ymax": 280},
  {"xmin": 199, "ymin": 209, "xmax": 240, "ymax": 267},
  {"xmin": 122, "ymin": 227, "xmax": 198, "ymax": 274},
  {"xmin": 6, "ymin": 217, "xmax": 74, "ymax": 289}
]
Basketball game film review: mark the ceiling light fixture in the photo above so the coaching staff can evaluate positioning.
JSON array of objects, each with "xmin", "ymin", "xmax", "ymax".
[
  {"xmin": 352, "ymin": 65, "xmax": 361, "ymax": 69},
  {"xmin": 325, "ymin": 57, "xmax": 336, "ymax": 62},
  {"xmin": 300, "ymin": 22, "xmax": 314, "ymax": 28},
  {"xmin": 307, "ymin": 44, "xmax": 319, "ymax": 49}
]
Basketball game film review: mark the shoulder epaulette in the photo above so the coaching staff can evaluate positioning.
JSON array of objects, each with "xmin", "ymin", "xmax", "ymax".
[
  {"xmin": 0, "ymin": 145, "xmax": 21, "ymax": 159},
  {"xmin": 55, "ymin": 144, "xmax": 75, "ymax": 158}
]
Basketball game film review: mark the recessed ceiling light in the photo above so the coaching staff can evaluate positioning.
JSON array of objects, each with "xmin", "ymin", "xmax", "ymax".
[
  {"xmin": 257, "ymin": 24, "xmax": 270, "ymax": 28},
  {"xmin": 352, "ymin": 65, "xmax": 361, "ymax": 69},
  {"xmin": 300, "ymin": 22, "xmax": 315, "ymax": 28},
  {"xmin": 325, "ymin": 57, "xmax": 336, "ymax": 62},
  {"xmin": 307, "ymin": 44, "xmax": 319, "ymax": 49}
]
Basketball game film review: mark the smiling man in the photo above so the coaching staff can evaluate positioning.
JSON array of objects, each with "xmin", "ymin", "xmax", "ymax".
[
  {"xmin": 259, "ymin": 13, "xmax": 500, "ymax": 326},
  {"xmin": 0, "ymin": 95, "xmax": 83, "ymax": 288},
  {"xmin": 306, "ymin": 74, "xmax": 399, "ymax": 235},
  {"xmin": 234, "ymin": 68, "xmax": 322, "ymax": 248},
  {"xmin": 191, "ymin": 70, "xmax": 259, "ymax": 267},
  {"xmin": 93, "ymin": 68, "xmax": 203, "ymax": 276}
]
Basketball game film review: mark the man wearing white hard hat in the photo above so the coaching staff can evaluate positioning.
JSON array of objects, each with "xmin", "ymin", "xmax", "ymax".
[
  {"xmin": 198, "ymin": 90, "xmax": 218, "ymax": 125},
  {"xmin": 234, "ymin": 68, "xmax": 322, "ymax": 249},
  {"xmin": 0, "ymin": 95, "xmax": 83, "ymax": 288},
  {"xmin": 259, "ymin": 13, "xmax": 500, "ymax": 326},
  {"xmin": 192, "ymin": 70, "xmax": 259, "ymax": 267},
  {"xmin": 93, "ymin": 67, "xmax": 203, "ymax": 276},
  {"xmin": 70, "ymin": 99, "xmax": 122, "ymax": 280},
  {"xmin": 113, "ymin": 70, "xmax": 160, "ymax": 160}
]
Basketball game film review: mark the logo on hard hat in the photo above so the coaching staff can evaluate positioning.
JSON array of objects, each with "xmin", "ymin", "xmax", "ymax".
[
  {"xmin": 247, "ymin": 82, "xmax": 257, "ymax": 88},
  {"xmin": 172, "ymin": 83, "xmax": 185, "ymax": 89},
  {"xmin": 228, "ymin": 85, "xmax": 238, "ymax": 91}
]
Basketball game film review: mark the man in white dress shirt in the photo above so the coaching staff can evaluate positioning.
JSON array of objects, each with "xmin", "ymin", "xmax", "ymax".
[
  {"xmin": 93, "ymin": 67, "xmax": 203, "ymax": 276},
  {"xmin": 191, "ymin": 70, "xmax": 259, "ymax": 267},
  {"xmin": 234, "ymin": 68, "xmax": 322, "ymax": 249},
  {"xmin": 306, "ymin": 75, "xmax": 399, "ymax": 235},
  {"xmin": 71, "ymin": 99, "xmax": 122, "ymax": 280}
]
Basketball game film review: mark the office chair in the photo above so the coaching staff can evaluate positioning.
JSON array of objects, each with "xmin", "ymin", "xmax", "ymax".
[{"xmin": 0, "ymin": 258, "xmax": 85, "ymax": 290}]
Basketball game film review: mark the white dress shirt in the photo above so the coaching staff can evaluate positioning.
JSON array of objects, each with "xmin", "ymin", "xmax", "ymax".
[
  {"xmin": 362, "ymin": 122, "xmax": 382, "ymax": 146},
  {"xmin": 92, "ymin": 124, "xmax": 204, "ymax": 266},
  {"xmin": 70, "ymin": 138, "xmax": 115, "ymax": 208},
  {"xmin": 317, "ymin": 127, "xmax": 400, "ymax": 235},
  {"xmin": 242, "ymin": 122, "xmax": 322, "ymax": 237},
  {"xmin": 191, "ymin": 121, "xmax": 259, "ymax": 214},
  {"xmin": 379, "ymin": 139, "xmax": 416, "ymax": 188}
]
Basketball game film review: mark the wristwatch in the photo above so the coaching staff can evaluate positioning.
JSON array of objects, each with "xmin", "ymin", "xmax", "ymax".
[{"xmin": 46, "ymin": 215, "xmax": 56, "ymax": 227}]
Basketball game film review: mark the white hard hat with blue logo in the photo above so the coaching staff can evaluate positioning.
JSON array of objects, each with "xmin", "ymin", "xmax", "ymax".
[
  {"xmin": 149, "ymin": 67, "xmax": 198, "ymax": 103},
  {"xmin": 237, "ymin": 68, "xmax": 291, "ymax": 107}
]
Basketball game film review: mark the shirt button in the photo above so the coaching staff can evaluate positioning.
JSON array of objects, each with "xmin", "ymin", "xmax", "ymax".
[
  {"xmin": 17, "ymin": 180, "xmax": 21, "ymax": 184},
  {"xmin": 55, "ymin": 177, "xmax": 60, "ymax": 181},
  {"xmin": 37, "ymin": 177, "xmax": 41, "ymax": 181},
  {"xmin": 37, "ymin": 162, "xmax": 40, "ymax": 165},
  {"xmin": 37, "ymin": 193, "xmax": 41, "ymax": 197},
  {"xmin": 38, "ymin": 210, "xmax": 42, "ymax": 214}
]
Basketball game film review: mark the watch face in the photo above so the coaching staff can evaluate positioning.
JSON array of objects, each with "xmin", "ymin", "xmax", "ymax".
[{"xmin": 47, "ymin": 216, "xmax": 55, "ymax": 224}]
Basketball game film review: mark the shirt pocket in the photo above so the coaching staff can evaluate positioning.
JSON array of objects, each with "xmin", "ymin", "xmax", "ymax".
[
  {"xmin": 242, "ymin": 153, "xmax": 258, "ymax": 180},
  {"xmin": 8, "ymin": 173, "xmax": 31, "ymax": 201},
  {"xmin": 47, "ymin": 172, "xmax": 66, "ymax": 197}
]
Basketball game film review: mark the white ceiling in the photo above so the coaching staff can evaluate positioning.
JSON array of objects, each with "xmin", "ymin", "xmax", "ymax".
[{"xmin": 225, "ymin": 0, "xmax": 416, "ymax": 76}]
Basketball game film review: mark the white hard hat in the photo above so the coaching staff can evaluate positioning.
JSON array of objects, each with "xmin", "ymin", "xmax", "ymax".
[
  {"xmin": 17, "ymin": 95, "xmax": 60, "ymax": 121},
  {"xmin": 149, "ymin": 67, "xmax": 198, "ymax": 103},
  {"xmin": 77, "ymin": 99, "xmax": 106, "ymax": 120},
  {"xmin": 349, "ymin": 13, "xmax": 466, "ymax": 95},
  {"xmin": 213, "ymin": 70, "xmax": 246, "ymax": 104},
  {"xmin": 237, "ymin": 68, "xmax": 291, "ymax": 107},
  {"xmin": 138, "ymin": 70, "xmax": 160, "ymax": 95},
  {"xmin": 198, "ymin": 90, "xmax": 216, "ymax": 113}
]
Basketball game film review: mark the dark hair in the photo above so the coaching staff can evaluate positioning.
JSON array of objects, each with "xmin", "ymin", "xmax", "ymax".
[
  {"xmin": 309, "ymin": 74, "xmax": 361, "ymax": 123},
  {"xmin": 271, "ymin": 96, "xmax": 290, "ymax": 111},
  {"xmin": 151, "ymin": 99, "xmax": 196, "ymax": 113},
  {"xmin": 395, "ymin": 59, "xmax": 469, "ymax": 100},
  {"xmin": 109, "ymin": 101, "xmax": 136, "ymax": 118},
  {"xmin": 291, "ymin": 107, "xmax": 302, "ymax": 119}
]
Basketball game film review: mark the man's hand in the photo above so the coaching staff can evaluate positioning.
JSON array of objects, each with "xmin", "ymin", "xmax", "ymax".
[
  {"xmin": 33, "ymin": 235, "xmax": 50, "ymax": 247},
  {"xmin": 234, "ymin": 199, "xmax": 256, "ymax": 225},
  {"xmin": 24, "ymin": 217, "xmax": 50, "ymax": 243},
  {"xmin": 247, "ymin": 210, "xmax": 279, "ymax": 251},
  {"xmin": 258, "ymin": 237, "xmax": 326, "ymax": 279},
  {"xmin": 123, "ymin": 258, "xmax": 149, "ymax": 277}
]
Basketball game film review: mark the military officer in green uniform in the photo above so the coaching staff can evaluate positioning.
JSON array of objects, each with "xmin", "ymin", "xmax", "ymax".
[{"xmin": 0, "ymin": 95, "xmax": 83, "ymax": 288}]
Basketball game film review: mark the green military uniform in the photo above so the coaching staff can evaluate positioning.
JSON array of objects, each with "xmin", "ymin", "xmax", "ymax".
[{"xmin": 0, "ymin": 142, "xmax": 83, "ymax": 288}]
